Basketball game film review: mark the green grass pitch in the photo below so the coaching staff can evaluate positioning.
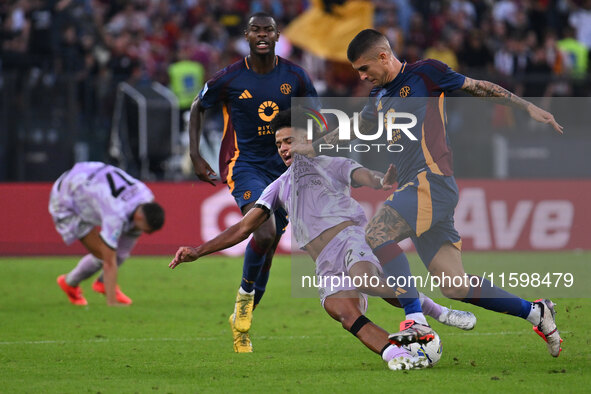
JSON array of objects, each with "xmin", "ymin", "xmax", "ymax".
[{"xmin": 1, "ymin": 253, "xmax": 590, "ymax": 393}]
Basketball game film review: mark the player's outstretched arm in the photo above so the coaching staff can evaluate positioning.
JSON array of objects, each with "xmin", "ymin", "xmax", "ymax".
[
  {"xmin": 169, "ymin": 208, "xmax": 270, "ymax": 269},
  {"xmin": 351, "ymin": 164, "xmax": 397, "ymax": 190},
  {"xmin": 461, "ymin": 77, "xmax": 563, "ymax": 134},
  {"xmin": 189, "ymin": 97, "xmax": 217, "ymax": 185}
]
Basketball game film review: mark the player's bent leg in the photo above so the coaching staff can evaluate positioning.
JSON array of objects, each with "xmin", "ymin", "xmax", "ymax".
[
  {"xmin": 366, "ymin": 206, "xmax": 427, "ymax": 324},
  {"xmin": 365, "ymin": 205, "xmax": 414, "ymax": 249},
  {"xmin": 66, "ymin": 254, "xmax": 103, "ymax": 285},
  {"xmin": 429, "ymin": 244, "xmax": 560, "ymax": 354},
  {"xmin": 233, "ymin": 203, "xmax": 277, "ymax": 332},
  {"xmin": 323, "ymin": 291, "xmax": 380, "ymax": 349},
  {"xmin": 427, "ymin": 243, "xmax": 469, "ymax": 299},
  {"xmin": 348, "ymin": 261, "xmax": 394, "ymax": 299},
  {"xmin": 323, "ymin": 291, "xmax": 427, "ymax": 370},
  {"xmin": 253, "ymin": 234, "xmax": 281, "ymax": 310}
]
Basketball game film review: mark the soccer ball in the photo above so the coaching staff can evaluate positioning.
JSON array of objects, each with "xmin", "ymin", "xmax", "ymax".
[{"xmin": 403, "ymin": 332, "xmax": 442, "ymax": 365}]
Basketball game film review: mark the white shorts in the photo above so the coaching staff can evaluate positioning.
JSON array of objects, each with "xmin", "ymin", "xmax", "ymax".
[
  {"xmin": 48, "ymin": 175, "xmax": 93, "ymax": 245},
  {"xmin": 315, "ymin": 226, "xmax": 382, "ymax": 310}
]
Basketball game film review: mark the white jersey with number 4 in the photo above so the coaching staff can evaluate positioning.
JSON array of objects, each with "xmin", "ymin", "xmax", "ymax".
[{"xmin": 49, "ymin": 162, "xmax": 154, "ymax": 249}]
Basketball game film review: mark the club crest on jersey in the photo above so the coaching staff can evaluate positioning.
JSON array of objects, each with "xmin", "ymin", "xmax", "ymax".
[
  {"xmin": 400, "ymin": 86, "xmax": 411, "ymax": 97},
  {"xmin": 243, "ymin": 191, "xmax": 252, "ymax": 200},
  {"xmin": 280, "ymin": 83, "xmax": 292, "ymax": 95},
  {"xmin": 258, "ymin": 100, "xmax": 279, "ymax": 122}
]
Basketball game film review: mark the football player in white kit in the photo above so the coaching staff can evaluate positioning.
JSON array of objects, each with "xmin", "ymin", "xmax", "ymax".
[
  {"xmin": 170, "ymin": 109, "xmax": 475, "ymax": 370},
  {"xmin": 49, "ymin": 162, "xmax": 165, "ymax": 306}
]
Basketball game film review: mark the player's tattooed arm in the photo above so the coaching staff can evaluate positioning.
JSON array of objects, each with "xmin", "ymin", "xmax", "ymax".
[
  {"xmin": 461, "ymin": 77, "xmax": 563, "ymax": 134},
  {"xmin": 461, "ymin": 77, "xmax": 530, "ymax": 109},
  {"xmin": 365, "ymin": 205, "xmax": 413, "ymax": 248}
]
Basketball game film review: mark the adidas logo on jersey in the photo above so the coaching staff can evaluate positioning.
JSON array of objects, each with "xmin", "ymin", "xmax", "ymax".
[{"xmin": 239, "ymin": 90, "xmax": 253, "ymax": 99}]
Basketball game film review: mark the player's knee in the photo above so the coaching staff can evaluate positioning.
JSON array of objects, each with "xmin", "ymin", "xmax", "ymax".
[
  {"xmin": 326, "ymin": 305, "xmax": 361, "ymax": 332},
  {"xmin": 253, "ymin": 229, "xmax": 276, "ymax": 252},
  {"xmin": 350, "ymin": 263, "xmax": 380, "ymax": 292}
]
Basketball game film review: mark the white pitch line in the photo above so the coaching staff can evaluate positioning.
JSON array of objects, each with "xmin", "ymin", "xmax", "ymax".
[
  {"xmin": 0, "ymin": 331, "xmax": 568, "ymax": 346},
  {"xmin": 0, "ymin": 335, "xmax": 313, "ymax": 346},
  {"xmin": 445, "ymin": 330, "xmax": 570, "ymax": 336}
]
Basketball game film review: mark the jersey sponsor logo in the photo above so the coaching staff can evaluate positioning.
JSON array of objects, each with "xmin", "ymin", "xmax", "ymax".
[
  {"xmin": 258, "ymin": 100, "xmax": 279, "ymax": 122},
  {"xmin": 280, "ymin": 83, "xmax": 292, "ymax": 95},
  {"xmin": 400, "ymin": 86, "xmax": 411, "ymax": 97},
  {"xmin": 239, "ymin": 89, "xmax": 253, "ymax": 99},
  {"xmin": 243, "ymin": 190, "xmax": 252, "ymax": 200}
]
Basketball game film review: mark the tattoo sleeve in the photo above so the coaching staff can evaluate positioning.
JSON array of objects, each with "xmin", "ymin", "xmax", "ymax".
[
  {"xmin": 365, "ymin": 205, "xmax": 413, "ymax": 248},
  {"xmin": 462, "ymin": 77, "xmax": 531, "ymax": 111}
]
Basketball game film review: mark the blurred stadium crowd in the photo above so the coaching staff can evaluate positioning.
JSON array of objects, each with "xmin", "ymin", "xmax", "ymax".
[
  {"xmin": 3, "ymin": 0, "xmax": 591, "ymax": 93},
  {"xmin": 1, "ymin": 0, "xmax": 590, "ymax": 180}
]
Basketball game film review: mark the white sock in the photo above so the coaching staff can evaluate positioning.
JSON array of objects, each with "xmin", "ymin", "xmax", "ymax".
[
  {"xmin": 238, "ymin": 286, "xmax": 255, "ymax": 296},
  {"xmin": 382, "ymin": 344, "xmax": 410, "ymax": 362},
  {"xmin": 406, "ymin": 312, "xmax": 428, "ymax": 325},
  {"xmin": 526, "ymin": 302, "xmax": 541, "ymax": 325}
]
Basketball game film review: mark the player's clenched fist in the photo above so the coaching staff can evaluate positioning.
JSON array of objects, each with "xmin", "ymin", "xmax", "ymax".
[{"xmin": 169, "ymin": 246, "xmax": 200, "ymax": 269}]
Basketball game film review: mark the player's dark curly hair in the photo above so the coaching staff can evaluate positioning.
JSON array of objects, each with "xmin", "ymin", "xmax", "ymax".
[
  {"xmin": 269, "ymin": 108, "xmax": 293, "ymax": 133},
  {"xmin": 142, "ymin": 202, "xmax": 165, "ymax": 231},
  {"xmin": 347, "ymin": 29, "xmax": 391, "ymax": 62}
]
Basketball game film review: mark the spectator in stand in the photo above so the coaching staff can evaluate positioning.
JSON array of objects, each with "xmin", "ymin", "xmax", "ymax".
[
  {"xmin": 557, "ymin": 26, "xmax": 588, "ymax": 78},
  {"xmin": 569, "ymin": 0, "xmax": 591, "ymax": 50},
  {"xmin": 167, "ymin": 46, "xmax": 205, "ymax": 126},
  {"xmin": 523, "ymin": 45, "xmax": 554, "ymax": 97},
  {"xmin": 407, "ymin": 13, "xmax": 428, "ymax": 50},
  {"xmin": 213, "ymin": 0, "xmax": 248, "ymax": 37},
  {"xmin": 424, "ymin": 36, "xmax": 459, "ymax": 71},
  {"xmin": 376, "ymin": 6, "xmax": 404, "ymax": 56},
  {"xmin": 494, "ymin": 34, "xmax": 528, "ymax": 78},
  {"xmin": 458, "ymin": 30, "xmax": 494, "ymax": 73}
]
